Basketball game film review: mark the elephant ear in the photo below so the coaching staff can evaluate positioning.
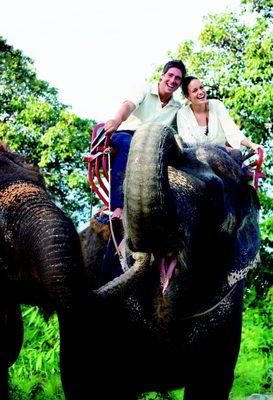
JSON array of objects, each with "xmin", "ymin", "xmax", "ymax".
[{"xmin": 227, "ymin": 190, "xmax": 261, "ymax": 286}]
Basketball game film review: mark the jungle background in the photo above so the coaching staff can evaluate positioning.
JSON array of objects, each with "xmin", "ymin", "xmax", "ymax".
[{"xmin": 0, "ymin": 0, "xmax": 272, "ymax": 398}]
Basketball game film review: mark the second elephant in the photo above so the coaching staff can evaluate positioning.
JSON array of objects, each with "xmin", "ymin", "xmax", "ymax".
[{"xmin": 0, "ymin": 148, "xmax": 92, "ymax": 399}]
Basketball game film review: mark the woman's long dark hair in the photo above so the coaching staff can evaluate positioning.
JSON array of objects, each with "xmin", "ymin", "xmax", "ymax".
[{"xmin": 181, "ymin": 76, "xmax": 198, "ymax": 96}]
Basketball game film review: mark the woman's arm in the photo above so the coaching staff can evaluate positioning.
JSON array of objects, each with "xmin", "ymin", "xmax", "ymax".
[
  {"xmin": 216, "ymin": 100, "xmax": 263, "ymax": 153},
  {"xmin": 176, "ymin": 107, "xmax": 198, "ymax": 145},
  {"xmin": 216, "ymin": 100, "xmax": 247, "ymax": 149},
  {"xmin": 240, "ymin": 138, "xmax": 264, "ymax": 153}
]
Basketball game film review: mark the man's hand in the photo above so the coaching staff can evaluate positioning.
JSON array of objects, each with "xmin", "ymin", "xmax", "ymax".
[
  {"xmin": 104, "ymin": 101, "xmax": 136, "ymax": 135},
  {"xmin": 104, "ymin": 118, "xmax": 122, "ymax": 135}
]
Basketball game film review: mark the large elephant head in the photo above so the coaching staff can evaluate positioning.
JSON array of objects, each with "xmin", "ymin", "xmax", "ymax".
[
  {"xmin": 0, "ymin": 148, "xmax": 91, "ymax": 399},
  {"xmin": 96, "ymin": 123, "xmax": 260, "ymax": 301},
  {"xmin": 87, "ymin": 123, "xmax": 260, "ymax": 400},
  {"xmin": 124, "ymin": 123, "xmax": 260, "ymax": 293}
]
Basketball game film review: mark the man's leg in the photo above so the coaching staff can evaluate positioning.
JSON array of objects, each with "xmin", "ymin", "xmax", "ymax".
[
  {"xmin": 110, "ymin": 131, "xmax": 133, "ymax": 212},
  {"xmin": 98, "ymin": 131, "xmax": 133, "ymax": 284}
]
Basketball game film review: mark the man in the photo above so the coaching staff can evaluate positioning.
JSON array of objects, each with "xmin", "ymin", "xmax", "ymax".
[
  {"xmin": 104, "ymin": 60, "xmax": 186, "ymax": 220},
  {"xmin": 98, "ymin": 60, "xmax": 186, "ymax": 285}
]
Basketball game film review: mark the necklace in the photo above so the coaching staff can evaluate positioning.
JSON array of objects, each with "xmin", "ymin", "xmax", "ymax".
[{"xmin": 205, "ymin": 116, "xmax": 209, "ymax": 135}]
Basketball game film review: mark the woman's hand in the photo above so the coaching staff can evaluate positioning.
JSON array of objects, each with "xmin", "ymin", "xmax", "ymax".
[
  {"xmin": 0, "ymin": 141, "xmax": 10, "ymax": 152},
  {"xmin": 250, "ymin": 143, "xmax": 264, "ymax": 154}
]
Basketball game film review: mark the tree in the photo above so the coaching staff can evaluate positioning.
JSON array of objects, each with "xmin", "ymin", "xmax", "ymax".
[
  {"xmin": 0, "ymin": 37, "xmax": 96, "ymax": 225},
  {"xmin": 241, "ymin": 0, "xmax": 273, "ymax": 19}
]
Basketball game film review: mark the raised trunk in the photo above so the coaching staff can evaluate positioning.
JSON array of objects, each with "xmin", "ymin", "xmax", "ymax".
[{"xmin": 124, "ymin": 123, "xmax": 182, "ymax": 255}]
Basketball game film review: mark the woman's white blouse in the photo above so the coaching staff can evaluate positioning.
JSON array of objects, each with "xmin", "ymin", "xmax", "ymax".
[{"xmin": 176, "ymin": 99, "xmax": 246, "ymax": 149}]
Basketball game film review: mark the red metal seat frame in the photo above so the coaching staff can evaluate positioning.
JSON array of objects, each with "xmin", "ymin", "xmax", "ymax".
[
  {"xmin": 83, "ymin": 123, "xmax": 111, "ymax": 207},
  {"xmin": 243, "ymin": 148, "xmax": 265, "ymax": 190}
]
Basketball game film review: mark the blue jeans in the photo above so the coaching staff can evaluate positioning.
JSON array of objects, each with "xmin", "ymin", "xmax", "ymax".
[{"xmin": 110, "ymin": 130, "xmax": 134, "ymax": 209}]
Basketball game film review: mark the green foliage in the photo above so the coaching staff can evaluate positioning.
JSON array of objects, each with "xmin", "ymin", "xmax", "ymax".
[
  {"xmin": 241, "ymin": 0, "xmax": 273, "ymax": 19},
  {"xmin": 260, "ymin": 215, "xmax": 273, "ymax": 280},
  {"xmin": 230, "ymin": 287, "xmax": 273, "ymax": 399},
  {"xmin": 0, "ymin": 39, "xmax": 60, "ymax": 117},
  {"xmin": 0, "ymin": 36, "xmax": 97, "ymax": 226},
  {"xmin": 9, "ymin": 306, "xmax": 64, "ymax": 399}
]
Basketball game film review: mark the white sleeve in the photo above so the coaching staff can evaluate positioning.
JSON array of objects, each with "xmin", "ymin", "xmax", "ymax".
[
  {"xmin": 123, "ymin": 83, "xmax": 148, "ymax": 109},
  {"xmin": 176, "ymin": 108, "xmax": 196, "ymax": 145},
  {"xmin": 216, "ymin": 101, "xmax": 247, "ymax": 149}
]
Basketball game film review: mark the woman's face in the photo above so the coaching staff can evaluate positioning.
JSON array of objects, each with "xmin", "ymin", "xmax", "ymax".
[{"xmin": 186, "ymin": 79, "xmax": 207, "ymax": 105}]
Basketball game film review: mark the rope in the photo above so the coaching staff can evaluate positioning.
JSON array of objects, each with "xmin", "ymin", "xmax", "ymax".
[
  {"xmin": 107, "ymin": 151, "xmax": 124, "ymax": 263},
  {"xmin": 89, "ymin": 182, "xmax": 94, "ymax": 219}
]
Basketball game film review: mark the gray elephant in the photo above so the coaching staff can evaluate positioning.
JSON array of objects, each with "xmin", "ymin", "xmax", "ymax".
[
  {"xmin": 82, "ymin": 123, "xmax": 260, "ymax": 400},
  {"xmin": 0, "ymin": 146, "xmax": 91, "ymax": 399}
]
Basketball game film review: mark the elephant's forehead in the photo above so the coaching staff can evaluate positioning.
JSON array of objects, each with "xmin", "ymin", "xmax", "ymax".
[
  {"xmin": 168, "ymin": 167, "xmax": 195, "ymax": 192},
  {"xmin": 195, "ymin": 147, "xmax": 211, "ymax": 163},
  {"xmin": 0, "ymin": 182, "xmax": 42, "ymax": 206}
]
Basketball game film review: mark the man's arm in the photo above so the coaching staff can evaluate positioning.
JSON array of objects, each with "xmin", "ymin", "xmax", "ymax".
[{"xmin": 104, "ymin": 100, "xmax": 136, "ymax": 135}]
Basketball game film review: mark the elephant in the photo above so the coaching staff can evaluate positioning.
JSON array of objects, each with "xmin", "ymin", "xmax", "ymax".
[
  {"xmin": 0, "ymin": 146, "xmax": 92, "ymax": 400},
  {"xmin": 81, "ymin": 123, "xmax": 261, "ymax": 400}
]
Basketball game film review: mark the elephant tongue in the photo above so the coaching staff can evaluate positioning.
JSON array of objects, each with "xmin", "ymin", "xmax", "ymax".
[{"xmin": 159, "ymin": 254, "xmax": 177, "ymax": 294}]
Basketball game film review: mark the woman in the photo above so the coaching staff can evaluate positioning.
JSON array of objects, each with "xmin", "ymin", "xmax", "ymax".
[{"xmin": 177, "ymin": 76, "xmax": 263, "ymax": 152}]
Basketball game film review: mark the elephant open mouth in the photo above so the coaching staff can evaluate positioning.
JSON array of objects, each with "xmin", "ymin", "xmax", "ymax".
[{"xmin": 158, "ymin": 253, "xmax": 177, "ymax": 293}]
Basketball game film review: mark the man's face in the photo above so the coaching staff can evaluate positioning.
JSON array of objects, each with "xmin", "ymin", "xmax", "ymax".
[{"xmin": 160, "ymin": 67, "xmax": 183, "ymax": 96}]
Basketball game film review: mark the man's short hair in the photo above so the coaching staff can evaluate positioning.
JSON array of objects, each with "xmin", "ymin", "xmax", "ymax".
[{"xmin": 162, "ymin": 60, "xmax": 186, "ymax": 79}]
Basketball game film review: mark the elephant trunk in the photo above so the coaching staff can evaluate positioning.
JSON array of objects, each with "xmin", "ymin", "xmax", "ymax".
[
  {"xmin": 95, "ymin": 252, "xmax": 151, "ymax": 298},
  {"xmin": 6, "ymin": 184, "xmax": 87, "ymax": 311},
  {"xmin": 124, "ymin": 123, "xmax": 182, "ymax": 255}
]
